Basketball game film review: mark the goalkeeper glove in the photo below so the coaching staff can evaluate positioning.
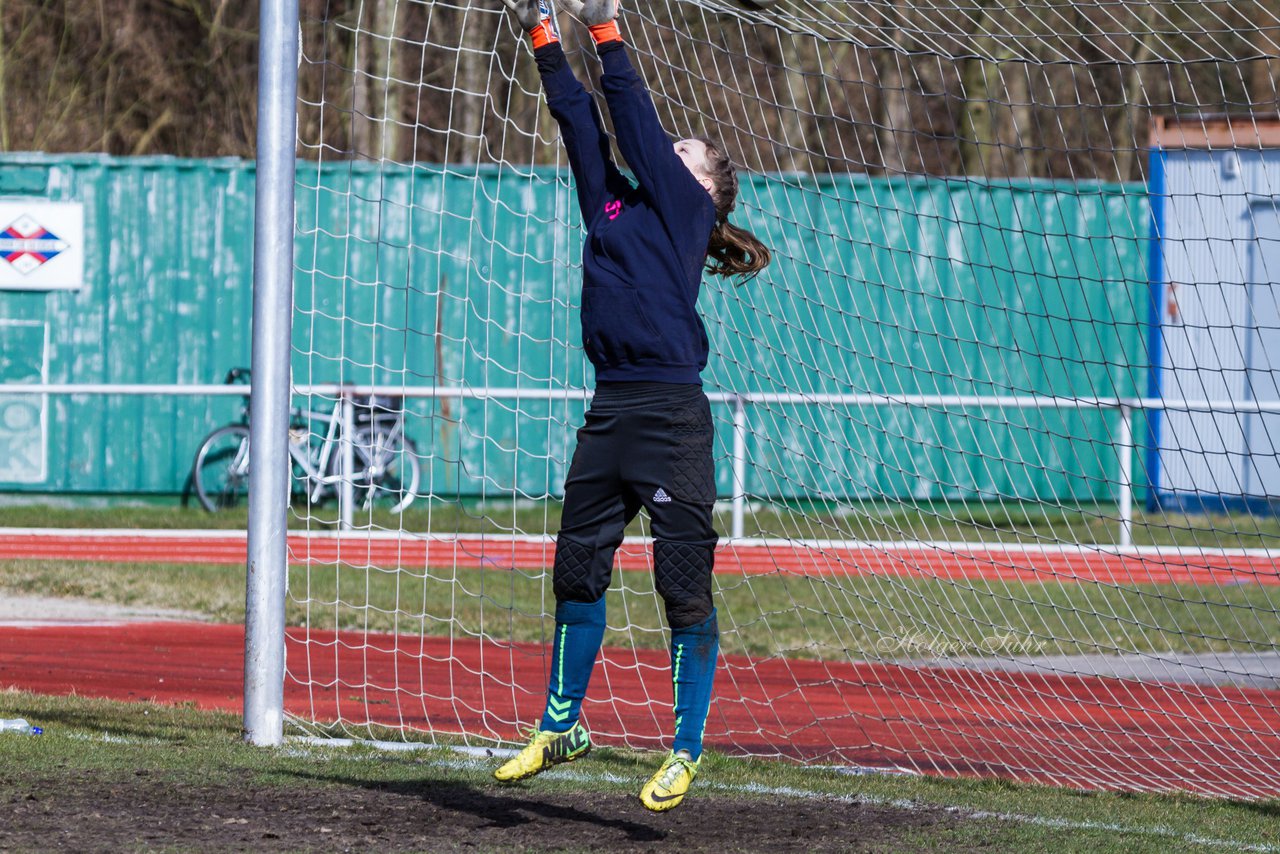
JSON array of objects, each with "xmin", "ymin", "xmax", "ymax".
[
  {"xmin": 502, "ymin": 0, "xmax": 561, "ymax": 49},
  {"xmin": 559, "ymin": 0, "xmax": 622, "ymax": 44}
]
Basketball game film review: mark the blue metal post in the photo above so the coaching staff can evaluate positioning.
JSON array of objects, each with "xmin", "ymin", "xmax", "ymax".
[{"xmin": 1143, "ymin": 147, "xmax": 1167, "ymax": 511}]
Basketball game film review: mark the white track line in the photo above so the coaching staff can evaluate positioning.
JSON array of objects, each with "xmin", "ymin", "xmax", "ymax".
[
  {"xmin": 4, "ymin": 527, "xmax": 1278, "ymax": 559},
  {"xmin": 279, "ymin": 738, "xmax": 1277, "ymax": 852}
]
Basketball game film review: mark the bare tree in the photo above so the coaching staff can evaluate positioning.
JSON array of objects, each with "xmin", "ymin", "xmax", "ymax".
[{"xmin": 3, "ymin": 0, "xmax": 1275, "ymax": 180}]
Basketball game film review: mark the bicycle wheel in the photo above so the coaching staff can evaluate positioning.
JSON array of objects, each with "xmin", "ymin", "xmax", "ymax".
[
  {"xmin": 351, "ymin": 428, "xmax": 421, "ymax": 513},
  {"xmin": 193, "ymin": 424, "xmax": 251, "ymax": 512}
]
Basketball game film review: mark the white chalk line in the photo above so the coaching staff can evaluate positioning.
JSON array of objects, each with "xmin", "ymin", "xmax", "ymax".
[
  {"xmin": 278, "ymin": 737, "xmax": 1277, "ymax": 853},
  {"xmin": 5, "ymin": 527, "xmax": 1279, "ymax": 560}
]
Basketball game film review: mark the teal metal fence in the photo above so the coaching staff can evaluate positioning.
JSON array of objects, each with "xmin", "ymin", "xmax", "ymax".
[{"xmin": 0, "ymin": 154, "xmax": 1147, "ymax": 501}]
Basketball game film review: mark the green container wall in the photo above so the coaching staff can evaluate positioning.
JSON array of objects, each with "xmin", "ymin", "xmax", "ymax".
[
  {"xmin": 704, "ymin": 176, "xmax": 1150, "ymax": 501},
  {"xmin": 0, "ymin": 155, "xmax": 1148, "ymax": 502},
  {"xmin": 0, "ymin": 155, "xmax": 256, "ymax": 494},
  {"xmin": 292, "ymin": 162, "xmax": 590, "ymax": 500}
]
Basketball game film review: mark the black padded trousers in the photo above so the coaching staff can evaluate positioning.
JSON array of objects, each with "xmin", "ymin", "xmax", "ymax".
[{"xmin": 552, "ymin": 381, "xmax": 718, "ymax": 630}]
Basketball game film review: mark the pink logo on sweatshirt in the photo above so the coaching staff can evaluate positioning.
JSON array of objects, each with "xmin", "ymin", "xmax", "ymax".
[{"xmin": 605, "ymin": 200, "xmax": 622, "ymax": 220}]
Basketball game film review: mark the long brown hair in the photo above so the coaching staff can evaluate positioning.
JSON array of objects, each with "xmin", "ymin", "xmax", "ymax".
[{"xmin": 696, "ymin": 136, "xmax": 772, "ymax": 281}]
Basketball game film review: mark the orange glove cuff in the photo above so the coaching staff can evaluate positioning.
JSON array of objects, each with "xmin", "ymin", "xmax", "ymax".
[
  {"xmin": 529, "ymin": 19, "xmax": 559, "ymax": 49},
  {"xmin": 588, "ymin": 21, "xmax": 622, "ymax": 44}
]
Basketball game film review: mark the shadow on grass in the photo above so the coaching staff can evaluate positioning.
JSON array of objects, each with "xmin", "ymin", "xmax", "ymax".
[
  {"xmin": 1223, "ymin": 797, "xmax": 1280, "ymax": 819},
  {"xmin": 287, "ymin": 769, "xmax": 667, "ymax": 843}
]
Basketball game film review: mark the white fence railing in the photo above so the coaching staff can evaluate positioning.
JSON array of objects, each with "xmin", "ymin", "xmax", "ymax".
[{"xmin": 4, "ymin": 382, "xmax": 1280, "ymax": 546}]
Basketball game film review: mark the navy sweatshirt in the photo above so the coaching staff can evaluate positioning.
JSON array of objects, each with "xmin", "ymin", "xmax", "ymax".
[{"xmin": 535, "ymin": 41, "xmax": 718, "ymax": 385}]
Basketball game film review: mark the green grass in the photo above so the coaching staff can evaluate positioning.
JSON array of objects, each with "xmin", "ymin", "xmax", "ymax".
[
  {"xmin": 4, "ymin": 499, "xmax": 1280, "ymax": 850},
  {"xmin": 0, "ymin": 691, "xmax": 1275, "ymax": 853},
  {"xmin": 4, "ymin": 559, "xmax": 1277, "ymax": 660},
  {"xmin": 6, "ymin": 497, "xmax": 1280, "ymax": 549}
]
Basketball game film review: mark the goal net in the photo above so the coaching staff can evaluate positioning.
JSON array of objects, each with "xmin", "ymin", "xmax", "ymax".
[{"xmin": 280, "ymin": 0, "xmax": 1280, "ymax": 797}]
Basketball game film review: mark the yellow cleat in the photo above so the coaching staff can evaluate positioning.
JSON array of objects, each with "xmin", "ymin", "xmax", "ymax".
[
  {"xmin": 639, "ymin": 750, "xmax": 699, "ymax": 811},
  {"xmin": 493, "ymin": 723, "xmax": 592, "ymax": 782}
]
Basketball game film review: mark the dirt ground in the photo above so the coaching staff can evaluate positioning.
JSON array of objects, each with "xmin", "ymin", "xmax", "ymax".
[
  {"xmin": 1, "ymin": 768, "xmax": 969, "ymax": 853},
  {"xmin": 0, "ymin": 596, "xmax": 974, "ymax": 852}
]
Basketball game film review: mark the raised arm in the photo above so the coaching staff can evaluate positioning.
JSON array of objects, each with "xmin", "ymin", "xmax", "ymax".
[
  {"xmin": 502, "ymin": 0, "xmax": 630, "ymax": 217},
  {"xmin": 558, "ymin": 1, "xmax": 713, "ymax": 224},
  {"xmin": 594, "ymin": 41, "xmax": 711, "ymax": 222},
  {"xmin": 535, "ymin": 42, "xmax": 632, "ymax": 218}
]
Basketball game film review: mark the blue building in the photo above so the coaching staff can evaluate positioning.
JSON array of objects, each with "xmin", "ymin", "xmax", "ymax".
[{"xmin": 1150, "ymin": 115, "xmax": 1280, "ymax": 511}]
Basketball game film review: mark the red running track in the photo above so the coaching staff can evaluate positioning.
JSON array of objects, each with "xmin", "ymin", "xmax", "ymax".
[
  {"xmin": 2, "ymin": 529, "xmax": 1279, "ymax": 585},
  {"xmin": 2, "ymin": 620, "xmax": 1278, "ymax": 799}
]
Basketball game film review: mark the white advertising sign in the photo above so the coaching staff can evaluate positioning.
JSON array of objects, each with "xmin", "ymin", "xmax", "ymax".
[{"xmin": 0, "ymin": 201, "xmax": 85, "ymax": 290}]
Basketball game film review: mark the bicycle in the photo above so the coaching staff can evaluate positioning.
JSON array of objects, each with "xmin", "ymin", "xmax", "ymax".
[{"xmin": 191, "ymin": 368, "xmax": 421, "ymax": 514}]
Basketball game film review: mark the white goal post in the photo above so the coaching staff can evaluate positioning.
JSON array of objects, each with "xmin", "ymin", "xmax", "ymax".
[{"xmin": 244, "ymin": 0, "xmax": 298, "ymax": 747}]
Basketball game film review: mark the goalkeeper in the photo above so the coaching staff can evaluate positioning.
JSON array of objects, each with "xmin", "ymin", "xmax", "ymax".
[{"xmin": 493, "ymin": 0, "xmax": 770, "ymax": 811}]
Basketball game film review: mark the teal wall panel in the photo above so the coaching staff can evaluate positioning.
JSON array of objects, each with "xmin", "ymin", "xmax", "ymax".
[
  {"xmin": 0, "ymin": 155, "xmax": 255, "ymax": 494},
  {"xmin": 702, "ymin": 176, "xmax": 1149, "ymax": 502},
  {"xmin": 0, "ymin": 155, "xmax": 1148, "ymax": 503}
]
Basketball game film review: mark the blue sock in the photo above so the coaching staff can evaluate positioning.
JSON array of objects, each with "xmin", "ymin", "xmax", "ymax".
[
  {"xmin": 540, "ymin": 597, "xmax": 606, "ymax": 732},
  {"xmin": 670, "ymin": 609, "xmax": 719, "ymax": 760}
]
